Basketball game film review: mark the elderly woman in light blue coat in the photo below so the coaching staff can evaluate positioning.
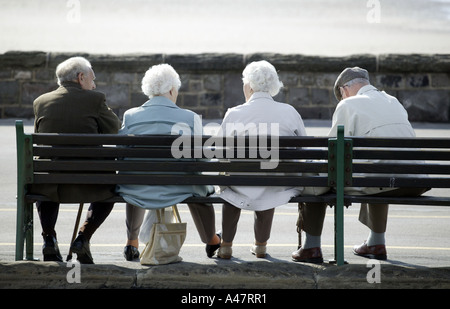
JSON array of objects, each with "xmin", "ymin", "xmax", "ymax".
[{"xmin": 116, "ymin": 64, "xmax": 220, "ymax": 261}]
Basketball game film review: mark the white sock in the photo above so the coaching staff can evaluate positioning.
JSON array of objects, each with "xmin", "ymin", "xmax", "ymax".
[
  {"xmin": 367, "ymin": 231, "xmax": 385, "ymax": 246},
  {"xmin": 303, "ymin": 232, "xmax": 321, "ymax": 249}
]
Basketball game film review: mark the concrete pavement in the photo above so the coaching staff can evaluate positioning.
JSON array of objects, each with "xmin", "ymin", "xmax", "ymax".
[{"xmin": 1, "ymin": 119, "xmax": 450, "ymax": 290}]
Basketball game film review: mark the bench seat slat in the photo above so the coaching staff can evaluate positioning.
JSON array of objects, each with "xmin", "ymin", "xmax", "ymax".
[
  {"xmin": 352, "ymin": 163, "xmax": 450, "ymax": 174},
  {"xmin": 32, "ymin": 173, "xmax": 330, "ymax": 186},
  {"xmin": 352, "ymin": 137, "xmax": 450, "ymax": 148},
  {"xmin": 32, "ymin": 134, "xmax": 329, "ymax": 147},
  {"xmin": 346, "ymin": 195, "xmax": 450, "ymax": 206},
  {"xmin": 353, "ymin": 149, "xmax": 450, "ymax": 161},
  {"xmin": 33, "ymin": 160, "xmax": 329, "ymax": 173},
  {"xmin": 352, "ymin": 177, "xmax": 450, "ymax": 188},
  {"xmin": 24, "ymin": 193, "xmax": 450, "ymax": 206},
  {"xmin": 33, "ymin": 146, "xmax": 329, "ymax": 160}
]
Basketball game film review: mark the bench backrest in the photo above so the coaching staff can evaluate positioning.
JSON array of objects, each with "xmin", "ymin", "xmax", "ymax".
[
  {"xmin": 349, "ymin": 137, "xmax": 450, "ymax": 189},
  {"xmin": 16, "ymin": 120, "xmax": 342, "ymax": 189}
]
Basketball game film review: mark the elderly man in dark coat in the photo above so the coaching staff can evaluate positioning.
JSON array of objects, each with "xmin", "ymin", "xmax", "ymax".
[{"xmin": 31, "ymin": 56, "xmax": 121, "ymax": 263}]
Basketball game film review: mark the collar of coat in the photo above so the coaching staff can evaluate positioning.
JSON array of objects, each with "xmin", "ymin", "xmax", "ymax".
[
  {"xmin": 142, "ymin": 96, "xmax": 179, "ymax": 109},
  {"xmin": 246, "ymin": 91, "xmax": 274, "ymax": 103},
  {"xmin": 60, "ymin": 81, "xmax": 82, "ymax": 89}
]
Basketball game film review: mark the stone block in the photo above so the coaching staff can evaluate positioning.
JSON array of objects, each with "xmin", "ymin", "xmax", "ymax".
[
  {"xmin": 375, "ymin": 74, "xmax": 404, "ymax": 88},
  {"xmin": 0, "ymin": 81, "xmax": 19, "ymax": 104},
  {"xmin": 22, "ymin": 82, "xmax": 58, "ymax": 105},
  {"xmin": 112, "ymin": 72, "xmax": 136, "ymax": 84},
  {"xmin": 398, "ymin": 90, "xmax": 450, "ymax": 122},
  {"xmin": 200, "ymin": 93, "xmax": 222, "ymax": 107},
  {"xmin": 407, "ymin": 74, "xmax": 430, "ymax": 88},
  {"xmin": 35, "ymin": 69, "xmax": 56, "ymax": 81},
  {"xmin": 246, "ymin": 53, "xmax": 377, "ymax": 72},
  {"xmin": 14, "ymin": 71, "xmax": 32, "ymax": 80},
  {"xmin": 378, "ymin": 54, "xmax": 450, "ymax": 73},
  {"xmin": 189, "ymin": 80, "xmax": 203, "ymax": 92},
  {"xmin": 297, "ymin": 106, "xmax": 334, "ymax": 120},
  {"xmin": 273, "ymin": 88, "xmax": 287, "ymax": 103},
  {"xmin": 0, "ymin": 51, "xmax": 47, "ymax": 68},
  {"xmin": 166, "ymin": 53, "xmax": 244, "ymax": 72},
  {"xmin": 96, "ymin": 84, "xmax": 130, "ymax": 108},
  {"xmin": 223, "ymin": 72, "xmax": 244, "ymax": 109},
  {"xmin": 311, "ymin": 88, "xmax": 331, "ymax": 106},
  {"xmin": 182, "ymin": 94, "xmax": 199, "ymax": 107},
  {"xmin": 130, "ymin": 92, "xmax": 148, "ymax": 108},
  {"xmin": 278, "ymin": 72, "xmax": 299, "ymax": 87},
  {"xmin": 289, "ymin": 87, "xmax": 310, "ymax": 107},
  {"xmin": 430, "ymin": 73, "xmax": 450, "ymax": 88},
  {"xmin": 204, "ymin": 74, "xmax": 222, "ymax": 92}
]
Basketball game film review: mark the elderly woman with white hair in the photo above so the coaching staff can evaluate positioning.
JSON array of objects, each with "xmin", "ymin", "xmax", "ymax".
[
  {"xmin": 116, "ymin": 64, "xmax": 220, "ymax": 261},
  {"xmin": 217, "ymin": 60, "xmax": 307, "ymax": 259}
]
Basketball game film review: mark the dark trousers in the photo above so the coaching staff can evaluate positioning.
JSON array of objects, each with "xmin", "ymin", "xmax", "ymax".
[
  {"xmin": 222, "ymin": 202, "xmax": 275, "ymax": 244},
  {"xmin": 36, "ymin": 201, "xmax": 114, "ymax": 240}
]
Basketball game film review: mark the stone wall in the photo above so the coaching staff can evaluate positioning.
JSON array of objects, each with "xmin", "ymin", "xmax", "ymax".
[{"xmin": 0, "ymin": 51, "xmax": 449, "ymax": 122}]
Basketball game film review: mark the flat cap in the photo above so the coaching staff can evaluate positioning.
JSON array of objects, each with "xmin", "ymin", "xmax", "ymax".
[{"xmin": 333, "ymin": 67, "xmax": 369, "ymax": 101}]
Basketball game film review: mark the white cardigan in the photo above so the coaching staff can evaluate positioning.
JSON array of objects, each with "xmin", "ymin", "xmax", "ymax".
[{"xmin": 217, "ymin": 92, "xmax": 307, "ymax": 211}]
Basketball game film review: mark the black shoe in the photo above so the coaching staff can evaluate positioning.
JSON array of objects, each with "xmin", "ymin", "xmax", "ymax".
[
  {"xmin": 206, "ymin": 233, "xmax": 222, "ymax": 258},
  {"xmin": 70, "ymin": 234, "xmax": 94, "ymax": 264},
  {"xmin": 124, "ymin": 245, "xmax": 140, "ymax": 261},
  {"xmin": 42, "ymin": 235, "xmax": 63, "ymax": 262}
]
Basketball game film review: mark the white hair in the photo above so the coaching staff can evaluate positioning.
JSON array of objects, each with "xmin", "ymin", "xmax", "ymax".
[
  {"xmin": 141, "ymin": 64, "xmax": 181, "ymax": 99},
  {"xmin": 242, "ymin": 60, "xmax": 283, "ymax": 97},
  {"xmin": 55, "ymin": 56, "xmax": 92, "ymax": 86}
]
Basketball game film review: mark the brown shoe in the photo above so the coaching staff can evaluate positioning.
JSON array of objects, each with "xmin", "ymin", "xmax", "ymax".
[
  {"xmin": 353, "ymin": 241, "xmax": 387, "ymax": 260},
  {"xmin": 292, "ymin": 247, "xmax": 323, "ymax": 264}
]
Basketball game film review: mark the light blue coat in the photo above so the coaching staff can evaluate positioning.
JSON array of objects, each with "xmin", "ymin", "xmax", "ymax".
[{"xmin": 116, "ymin": 96, "xmax": 213, "ymax": 209}]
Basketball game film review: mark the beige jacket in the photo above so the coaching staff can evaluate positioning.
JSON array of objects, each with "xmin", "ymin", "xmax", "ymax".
[{"xmin": 328, "ymin": 84, "xmax": 417, "ymax": 195}]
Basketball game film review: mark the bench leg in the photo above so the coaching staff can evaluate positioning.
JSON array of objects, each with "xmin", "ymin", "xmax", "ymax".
[
  {"xmin": 15, "ymin": 200, "xmax": 25, "ymax": 261},
  {"xmin": 332, "ymin": 125, "xmax": 347, "ymax": 266},
  {"xmin": 16, "ymin": 200, "xmax": 34, "ymax": 261},
  {"xmin": 24, "ymin": 201, "xmax": 34, "ymax": 260},
  {"xmin": 334, "ymin": 201, "xmax": 345, "ymax": 266}
]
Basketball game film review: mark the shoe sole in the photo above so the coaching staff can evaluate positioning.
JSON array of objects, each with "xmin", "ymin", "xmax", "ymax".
[
  {"xmin": 353, "ymin": 251, "xmax": 387, "ymax": 260},
  {"xmin": 71, "ymin": 246, "xmax": 94, "ymax": 264},
  {"xmin": 43, "ymin": 254, "xmax": 62, "ymax": 262},
  {"xmin": 292, "ymin": 256, "xmax": 324, "ymax": 264},
  {"xmin": 251, "ymin": 250, "xmax": 266, "ymax": 258}
]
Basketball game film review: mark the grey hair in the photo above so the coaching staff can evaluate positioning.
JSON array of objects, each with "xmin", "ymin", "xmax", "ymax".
[
  {"xmin": 242, "ymin": 60, "xmax": 283, "ymax": 97},
  {"xmin": 55, "ymin": 57, "xmax": 92, "ymax": 86},
  {"xmin": 343, "ymin": 77, "xmax": 370, "ymax": 88}
]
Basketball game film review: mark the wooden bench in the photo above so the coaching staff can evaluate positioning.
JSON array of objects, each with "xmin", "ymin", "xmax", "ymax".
[{"xmin": 15, "ymin": 120, "xmax": 450, "ymax": 266}]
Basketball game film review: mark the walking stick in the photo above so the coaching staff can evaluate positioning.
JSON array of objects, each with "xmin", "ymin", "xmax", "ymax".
[{"xmin": 66, "ymin": 203, "xmax": 84, "ymax": 261}]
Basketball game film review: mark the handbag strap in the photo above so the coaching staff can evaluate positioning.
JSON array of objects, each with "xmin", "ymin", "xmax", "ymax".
[
  {"xmin": 172, "ymin": 205, "xmax": 182, "ymax": 223},
  {"xmin": 156, "ymin": 205, "xmax": 182, "ymax": 223}
]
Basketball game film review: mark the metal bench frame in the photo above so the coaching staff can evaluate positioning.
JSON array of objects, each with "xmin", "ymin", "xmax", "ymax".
[{"xmin": 15, "ymin": 120, "xmax": 450, "ymax": 266}]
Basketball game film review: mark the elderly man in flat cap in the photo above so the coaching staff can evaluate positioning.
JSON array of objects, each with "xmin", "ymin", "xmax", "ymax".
[{"xmin": 291, "ymin": 67, "xmax": 429, "ymax": 263}]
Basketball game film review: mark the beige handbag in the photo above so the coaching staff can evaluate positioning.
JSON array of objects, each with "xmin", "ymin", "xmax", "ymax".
[{"xmin": 140, "ymin": 205, "xmax": 186, "ymax": 265}]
